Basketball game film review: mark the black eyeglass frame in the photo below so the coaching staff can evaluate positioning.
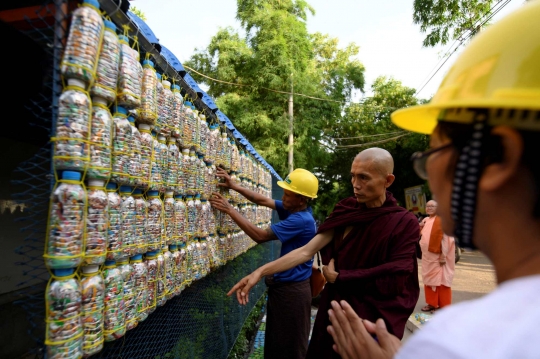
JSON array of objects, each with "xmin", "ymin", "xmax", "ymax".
[{"xmin": 410, "ymin": 143, "xmax": 454, "ymax": 180}]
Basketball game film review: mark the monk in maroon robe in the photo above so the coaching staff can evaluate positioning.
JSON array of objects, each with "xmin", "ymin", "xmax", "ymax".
[{"xmin": 228, "ymin": 148, "xmax": 420, "ymax": 358}]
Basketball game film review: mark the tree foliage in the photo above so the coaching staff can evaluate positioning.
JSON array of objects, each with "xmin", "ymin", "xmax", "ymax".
[
  {"xmin": 312, "ymin": 77, "xmax": 429, "ymax": 220},
  {"xmin": 413, "ymin": 0, "xmax": 495, "ymax": 47},
  {"xmin": 185, "ymin": 0, "xmax": 365, "ymax": 176},
  {"xmin": 130, "ymin": 6, "xmax": 147, "ymax": 21}
]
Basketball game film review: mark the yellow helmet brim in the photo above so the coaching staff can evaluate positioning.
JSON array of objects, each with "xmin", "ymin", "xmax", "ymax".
[{"xmin": 277, "ymin": 180, "xmax": 318, "ymax": 199}]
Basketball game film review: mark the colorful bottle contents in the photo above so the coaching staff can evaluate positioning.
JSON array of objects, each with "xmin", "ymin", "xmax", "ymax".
[
  {"xmin": 129, "ymin": 254, "xmax": 147, "ymax": 326},
  {"xmin": 186, "ymin": 150, "xmax": 197, "ymax": 196},
  {"xmin": 160, "ymin": 80, "xmax": 173, "ymax": 137},
  {"xmin": 143, "ymin": 251, "xmax": 158, "ymax": 318},
  {"xmin": 132, "ymin": 189, "xmax": 148, "ymax": 254},
  {"xmin": 200, "ymin": 198, "xmax": 210, "ymax": 239},
  {"xmin": 103, "ymin": 260, "xmax": 125, "ymax": 341},
  {"xmin": 90, "ymin": 20, "xmax": 119, "ymax": 103},
  {"xmin": 182, "ymin": 101, "xmax": 194, "ymax": 148},
  {"xmin": 180, "ymin": 148, "xmax": 190, "ymax": 195},
  {"xmin": 138, "ymin": 124, "xmax": 153, "ymax": 188},
  {"xmin": 185, "ymin": 241, "xmax": 195, "ymax": 283},
  {"xmin": 154, "ymin": 73, "xmax": 166, "ymax": 135},
  {"xmin": 106, "ymin": 183, "xmax": 122, "ymax": 260},
  {"xmin": 173, "ymin": 194, "xmax": 187, "ymax": 246},
  {"xmin": 171, "ymin": 85, "xmax": 184, "ymax": 141},
  {"xmin": 156, "ymin": 249, "xmax": 167, "ymax": 307},
  {"xmin": 191, "ymin": 106, "xmax": 200, "ymax": 152},
  {"xmin": 186, "ymin": 195, "xmax": 196, "ymax": 242},
  {"xmin": 164, "ymin": 191, "xmax": 175, "ymax": 246},
  {"xmin": 178, "ymin": 243, "xmax": 187, "ymax": 291},
  {"xmin": 119, "ymin": 186, "xmax": 135, "ymax": 257},
  {"xmin": 117, "ymin": 257, "xmax": 137, "ymax": 331},
  {"xmin": 139, "ymin": 60, "xmax": 158, "ymax": 125},
  {"xmin": 199, "ymin": 114, "xmax": 208, "ymax": 156},
  {"xmin": 198, "ymin": 238, "xmax": 209, "ymax": 278},
  {"xmin": 83, "ymin": 179, "xmax": 108, "ymax": 266},
  {"xmin": 46, "ymin": 268, "xmax": 83, "ymax": 359},
  {"xmin": 88, "ymin": 97, "xmax": 113, "ymax": 179},
  {"xmin": 60, "ymin": 0, "xmax": 103, "ymax": 85},
  {"xmin": 80, "ymin": 265, "xmax": 104, "ymax": 358},
  {"xmin": 157, "ymin": 135, "xmax": 169, "ymax": 193},
  {"xmin": 117, "ymin": 35, "xmax": 142, "ymax": 109},
  {"xmin": 166, "ymin": 139, "xmax": 180, "ymax": 192},
  {"xmin": 111, "ymin": 106, "xmax": 131, "ymax": 184},
  {"xmin": 196, "ymin": 154, "xmax": 205, "ymax": 195},
  {"xmin": 46, "ymin": 171, "xmax": 85, "ymax": 269},
  {"xmin": 170, "ymin": 245, "xmax": 181, "ymax": 296},
  {"xmin": 128, "ymin": 117, "xmax": 144, "ymax": 187},
  {"xmin": 149, "ymin": 131, "xmax": 164, "ymax": 192},
  {"xmin": 146, "ymin": 191, "xmax": 163, "ymax": 251},
  {"xmin": 164, "ymin": 246, "xmax": 175, "ymax": 300},
  {"xmin": 54, "ymin": 80, "xmax": 91, "ymax": 171}
]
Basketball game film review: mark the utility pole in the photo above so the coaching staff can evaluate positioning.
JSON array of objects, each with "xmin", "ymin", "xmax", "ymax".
[{"xmin": 288, "ymin": 74, "xmax": 294, "ymax": 174}]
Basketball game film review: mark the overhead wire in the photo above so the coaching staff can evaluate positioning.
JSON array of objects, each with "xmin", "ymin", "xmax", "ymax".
[
  {"xmin": 333, "ymin": 131, "xmax": 406, "ymax": 140},
  {"xmin": 336, "ymin": 133, "xmax": 412, "ymax": 149}
]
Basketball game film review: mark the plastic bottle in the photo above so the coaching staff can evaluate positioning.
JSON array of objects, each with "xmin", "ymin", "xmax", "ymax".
[
  {"xmin": 186, "ymin": 195, "xmax": 196, "ymax": 242},
  {"xmin": 143, "ymin": 251, "xmax": 158, "ymax": 317},
  {"xmin": 146, "ymin": 190, "xmax": 163, "ymax": 251},
  {"xmin": 84, "ymin": 179, "xmax": 108, "ymax": 266},
  {"xmin": 164, "ymin": 245, "xmax": 175, "ymax": 300},
  {"xmin": 132, "ymin": 189, "xmax": 148, "ymax": 254},
  {"xmin": 160, "ymin": 80, "xmax": 174, "ymax": 138},
  {"xmin": 128, "ymin": 116, "xmax": 143, "ymax": 187},
  {"xmin": 194, "ymin": 194, "xmax": 203, "ymax": 238},
  {"xmin": 180, "ymin": 148, "xmax": 190, "ymax": 195},
  {"xmin": 90, "ymin": 20, "xmax": 119, "ymax": 103},
  {"xmin": 154, "ymin": 73, "xmax": 166, "ymax": 135},
  {"xmin": 199, "ymin": 237, "xmax": 209, "ymax": 278},
  {"xmin": 173, "ymin": 194, "xmax": 187, "ymax": 246},
  {"xmin": 198, "ymin": 114, "xmax": 208, "ymax": 156},
  {"xmin": 166, "ymin": 139, "xmax": 180, "ymax": 192},
  {"xmin": 149, "ymin": 131, "xmax": 164, "ymax": 192},
  {"xmin": 117, "ymin": 257, "xmax": 136, "ymax": 331},
  {"xmin": 106, "ymin": 183, "xmax": 122, "ymax": 261},
  {"xmin": 178, "ymin": 242, "xmax": 187, "ymax": 291},
  {"xmin": 119, "ymin": 186, "xmax": 135, "ymax": 257},
  {"xmin": 138, "ymin": 123, "xmax": 153, "ymax": 188},
  {"xmin": 196, "ymin": 154, "xmax": 205, "ymax": 195},
  {"xmin": 171, "ymin": 84, "xmax": 183, "ymax": 139},
  {"xmin": 88, "ymin": 97, "xmax": 113, "ymax": 179},
  {"xmin": 103, "ymin": 260, "xmax": 125, "ymax": 341},
  {"xmin": 54, "ymin": 80, "xmax": 91, "ymax": 171},
  {"xmin": 156, "ymin": 248, "xmax": 167, "ymax": 307},
  {"xmin": 170, "ymin": 245, "xmax": 181, "ymax": 296},
  {"xmin": 191, "ymin": 106, "xmax": 201, "ymax": 153},
  {"xmin": 208, "ymin": 124, "xmax": 219, "ymax": 165},
  {"xmin": 117, "ymin": 35, "xmax": 142, "ymax": 109},
  {"xmin": 163, "ymin": 191, "xmax": 175, "ymax": 246},
  {"xmin": 60, "ymin": 0, "xmax": 103, "ymax": 85},
  {"xmin": 186, "ymin": 241, "xmax": 198, "ymax": 281},
  {"xmin": 46, "ymin": 171, "xmax": 85, "ymax": 269},
  {"xmin": 80, "ymin": 265, "xmax": 104, "ymax": 358},
  {"xmin": 158, "ymin": 135, "xmax": 169, "ymax": 193},
  {"xmin": 46, "ymin": 268, "xmax": 83, "ymax": 359},
  {"xmin": 130, "ymin": 254, "xmax": 147, "ymax": 324},
  {"xmin": 139, "ymin": 60, "xmax": 158, "ymax": 125},
  {"xmin": 186, "ymin": 149, "xmax": 197, "ymax": 196},
  {"xmin": 182, "ymin": 101, "xmax": 194, "ymax": 148},
  {"xmin": 200, "ymin": 198, "xmax": 210, "ymax": 239},
  {"xmin": 111, "ymin": 106, "xmax": 131, "ymax": 184}
]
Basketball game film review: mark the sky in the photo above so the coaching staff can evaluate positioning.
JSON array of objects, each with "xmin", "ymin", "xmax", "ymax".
[{"xmin": 131, "ymin": 0, "xmax": 523, "ymax": 100}]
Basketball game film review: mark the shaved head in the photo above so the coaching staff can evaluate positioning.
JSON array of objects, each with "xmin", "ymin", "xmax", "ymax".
[{"xmin": 355, "ymin": 148, "xmax": 394, "ymax": 176}]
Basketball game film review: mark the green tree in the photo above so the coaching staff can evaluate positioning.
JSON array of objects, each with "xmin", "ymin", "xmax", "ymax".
[
  {"xmin": 413, "ymin": 0, "xmax": 495, "ymax": 47},
  {"xmin": 185, "ymin": 0, "xmax": 365, "ymax": 176},
  {"xmin": 130, "ymin": 6, "xmax": 147, "ymax": 21},
  {"xmin": 312, "ymin": 77, "xmax": 429, "ymax": 220}
]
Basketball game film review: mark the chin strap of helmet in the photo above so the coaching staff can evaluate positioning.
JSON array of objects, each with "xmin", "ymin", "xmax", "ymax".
[{"xmin": 450, "ymin": 109, "xmax": 491, "ymax": 249}]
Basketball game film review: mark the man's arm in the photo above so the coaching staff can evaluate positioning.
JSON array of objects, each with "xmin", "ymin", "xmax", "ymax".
[
  {"xmin": 216, "ymin": 168, "xmax": 276, "ymax": 209},
  {"xmin": 227, "ymin": 229, "xmax": 334, "ymax": 305},
  {"xmin": 209, "ymin": 192, "xmax": 274, "ymax": 243}
]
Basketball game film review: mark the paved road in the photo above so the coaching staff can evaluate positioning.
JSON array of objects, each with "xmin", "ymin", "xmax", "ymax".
[{"xmin": 402, "ymin": 250, "xmax": 497, "ymax": 342}]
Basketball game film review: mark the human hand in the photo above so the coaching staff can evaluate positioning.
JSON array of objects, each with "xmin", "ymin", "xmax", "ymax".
[
  {"xmin": 227, "ymin": 270, "xmax": 262, "ymax": 305},
  {"xmin": 439, "ymin": 257, "xmax": 446, "ymax": 266},
  {"xmin": 323, "ymin": 258, "xmax": 339, "ymax": 283},
  {"xmin": 209, "ymin": 192, "xmax": 233, "ymax": 214},
  {"xmin": 327, "ymin": 300, "xmax": 401, "ymax": 359},
  {"xmin": 215, "ymin": 168, "xmax": 236, "ymax": 190}
]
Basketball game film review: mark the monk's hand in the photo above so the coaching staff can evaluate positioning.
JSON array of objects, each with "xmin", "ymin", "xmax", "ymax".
[
  {"xmin": 327, "ymin": 300, "xmax": 401, "ymax": 359},
  {"xmin": 439, "ymin": 255, "xmax": 446, "ymax": 266},
  {"xmin": 227, "ymin": 270, "xmax": 262, "ymax": 305},
  {"xmin": 215, "ymin": 167, "xmax": 237, "ymax": 190},
  {"xmin": 209, "ymin": 192, "xmax": 232, "ymax": 214},
  {"xmin": 323, "ymin": 258, "xmax": 339, "ymax": 283}
]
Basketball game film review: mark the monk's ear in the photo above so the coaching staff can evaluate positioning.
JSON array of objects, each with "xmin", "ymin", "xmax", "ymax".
[
  {"xmin": 385, "ymin": 174, "xmax": 395, "ymax": 188},
  {"xmin": 479, "ymin": 126, "xmax": 522, "ymax": 192}
]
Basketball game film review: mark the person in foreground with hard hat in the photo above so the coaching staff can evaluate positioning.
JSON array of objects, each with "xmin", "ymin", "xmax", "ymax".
[
  {"xmin": 209, "ymin": 167, "xmax": 318, "ymax": 359},
  {"xmin": 226, "ymin": 148, "xmax": 420, "ymax": 359},
  {"xmin": 326, "ymin": 2, "xmax": 540, "ymax": 359}
]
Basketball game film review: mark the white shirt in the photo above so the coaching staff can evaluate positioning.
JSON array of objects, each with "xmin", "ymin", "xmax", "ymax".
[{"xmin": 397, "ymin": 275, "xmax": 540, "ymax": 359}]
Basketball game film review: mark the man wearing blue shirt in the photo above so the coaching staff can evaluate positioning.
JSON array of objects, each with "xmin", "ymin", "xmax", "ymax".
[{"xmin": 209, "ymin": 167, "xmax": 319, "ymax": 359}]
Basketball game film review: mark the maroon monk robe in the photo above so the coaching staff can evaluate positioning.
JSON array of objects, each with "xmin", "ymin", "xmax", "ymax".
[{"xmin": 306, "ymin": 191, "xmax": 420, "ymax": 359}]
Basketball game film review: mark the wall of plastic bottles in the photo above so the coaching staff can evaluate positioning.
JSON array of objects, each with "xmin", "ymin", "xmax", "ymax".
[{"xmin": 44, "ymin": 1, "xmax": 273, "ymax": 358}]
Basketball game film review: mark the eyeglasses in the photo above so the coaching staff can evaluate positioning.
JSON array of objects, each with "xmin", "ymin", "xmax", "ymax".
[{"xmin": 410, "ymin": 143, "xmax": 453, "ymax": 180}]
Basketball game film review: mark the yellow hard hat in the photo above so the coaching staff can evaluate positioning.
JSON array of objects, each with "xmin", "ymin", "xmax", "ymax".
[
  {"xmin": 392, "ymin": 1, "xmax": 540, "ymax": 134},
  {"xmin": 277, "ymin": 168, "xmax": 319, "ymax": 199}
]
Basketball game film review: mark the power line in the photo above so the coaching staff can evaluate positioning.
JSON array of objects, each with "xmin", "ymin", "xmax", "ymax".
[
  {"xmin": 336, "ymin": 133, "xmax": 411, "ymax": 149},
  {"xmin": 334, "ymin": 131, "xmax": 405, "ymax": 141}
]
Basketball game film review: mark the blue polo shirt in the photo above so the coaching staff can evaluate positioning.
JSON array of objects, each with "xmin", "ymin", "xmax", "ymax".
[{"xmin": 271, "ymin": 200, "xmax": 316, "ymax": 282}]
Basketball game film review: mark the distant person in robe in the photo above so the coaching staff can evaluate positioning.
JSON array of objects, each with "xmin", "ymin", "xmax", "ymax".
[
  {"xmin": 420, "ymin": 200, "xmax": 455, "ymax": 312},
  {"xmin": 228, "ymin": 147, "xmax": 420, "ymax": 359}
]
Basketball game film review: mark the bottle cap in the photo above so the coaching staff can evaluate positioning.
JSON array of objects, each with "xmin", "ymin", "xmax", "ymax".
[
  {"xmin": 88, "ymin": 179, "xmax": 105, "ymax": 187},
  {"xmin": 130, "ymin": 254, "xmax": 143, "ymax": 261},
  {"xmin": 146, "ymin": 251, "xmax": 157, "ymax": 258},
  {"xmin": 113, "ymin": 106, "xmax": 128, "ymax": 115},
  {"xmin": 54, "ymin": 268, "xmax": 75, "ymax": 277},
  {"xmin": 117, "ymin": 256, "xmax": 128, "ymax": 264},
  {"xmin": 156, "ymin": 73, "xmax": 162, "ymax": 80},
  {"xmin": 119, "ymin": 185, "xmax": 132, "ymax": 193},
  {"xmin": 147, "ymin": 190, "xmax": 159, "ymax": 197},
  {"xmin": 174, "ymin": 194, "xmax": 183, "ymax": 199},
  {"xmin": 158, "ymin": 134, "xmax": 166, "ymax": 141},
  {"xmin": 142, "ymin": 60, "xmax": 154, "ymax": 68},
  {"xmin": 172, "ymin": 84, "xmax": 180, "ymax": 91},
  {"xmin": 83, "ymin": 0, "xmax": 100, "ymax": 9},
  {"xmin": 103, "ymin": 19, "xmax": 116, "ymax": 31},
  {"xmin": 118, "ymin": 35, "xmax": 129, "ymax": 44},
  {"xmin": 104, "ymin": 260, "xmax": 116, "ymax": 266},
  {"xmin": 133, "ymin": 188, "xmax": 143, "ymax": 195},
  {"xmin": 127, "ymin": 116, "xmax": 135, "ymax": 123},
  {"xmin": 184, "ymin": 101, "xmax": 192, "ymax": 106},
  {"xmin": 82, "ymin": 265, "xmax": 99, "ymax": 274},
  {"xmin": 106, "ymin": 182, "xmax": 117, "ymax": 190},
  {"xmin": 67, "ymin": 78, "xmax": 86, "ymax": 89},
  {"xmin": 165, "ymin": 191, "xmax": 174, "ymax": 197},
  {"xmin": 163, "ymin": 80, "xmax": 171, "ymax": 88},
  {"xmin": 92, "ymin": 96, "xmax": 108, "ymax": 106},
  {"xmin": 179, "ymin": 242, "xmax": 186, "ymax": 248},
  {"xmin": 169, "ymin": 244, "xmax": 177, "ymax": 250},
  {"xmin": 195, "ymin": 194, "xmax": 201, "ymax": 199},
  {"xmin": 139, "ymin": 123, "xmax": 151, "ymax": 131},
  {"xmin": 62, "ymin": 171, "xmax": 81, "ymax": 181}
]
